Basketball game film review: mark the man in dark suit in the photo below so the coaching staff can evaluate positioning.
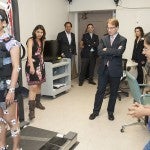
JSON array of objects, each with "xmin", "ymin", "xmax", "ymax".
[
  {"xmin": 89, "ymin": 18, "xmax": 127, "ymax": 121},
  {"xmin": 57, "ymin": 22, "xmax": 76, "ymax": 59},
  {"xmin": 79, "ymin": 24, "xmax": 99, "ymax": 86}
]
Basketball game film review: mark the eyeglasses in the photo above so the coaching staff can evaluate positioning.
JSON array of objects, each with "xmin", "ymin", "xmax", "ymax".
[
  {"xmin": 143, "ymin": 47, "xmax": 150, "ymax": 51},
  {"xmin": 107, "ymin": 27, "xmax": 116, "ymax": 30}
]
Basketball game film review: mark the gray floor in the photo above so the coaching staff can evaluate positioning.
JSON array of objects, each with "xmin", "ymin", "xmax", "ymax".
[{"xmin": 24, "ymin": 79, "xmax": 150, "ymax": 150}]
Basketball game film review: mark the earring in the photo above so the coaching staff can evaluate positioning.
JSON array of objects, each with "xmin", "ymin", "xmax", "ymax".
[{"xmin": 3, "ymin": 21, "xmax": 7, "ymax": 27}]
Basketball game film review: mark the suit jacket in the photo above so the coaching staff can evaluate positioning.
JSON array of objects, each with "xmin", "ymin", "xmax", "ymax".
[
  {"xmin": 98, "ymin": 34, "xmax": 127, "ymax": 77},
  {"xmin": 132, "ymin": 38, "xmax": 146, "ymax": 64},
  {"xmin": 81, "ymin": 33, "xmax": 99, "ymax": 58},
  {"xmin": 57, "ymin": 31, "xmax": 76, "ymax": 58}
]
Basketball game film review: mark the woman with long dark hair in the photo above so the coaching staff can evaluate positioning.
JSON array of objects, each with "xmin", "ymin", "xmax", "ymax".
[
  {"xmin": 25, "ymin": 25, "xmax": 46, "ymax": 120},
  {"xmin": 132, "ymin": 26, "xmax": 146, "ymax": 83}
]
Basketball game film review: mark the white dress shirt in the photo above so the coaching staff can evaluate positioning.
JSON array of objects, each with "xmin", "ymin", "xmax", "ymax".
[
  {"xmin": 89, "ymin": 33, "xmax": 94, "ymax": 52},
  {"xmin": 110, "ymin": 33, "xmax": 118, "ymax": 45},
  {"xmin": 65, "ymin": 31, "xmax": 71, "ymax": 45}
]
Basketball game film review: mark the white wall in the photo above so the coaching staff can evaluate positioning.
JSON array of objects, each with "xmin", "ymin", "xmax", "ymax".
[
  {"xmin": 69, "ymin": 0, "xmax": 150, "ymax": 12},
  {"xmin": 18, "ymin": 0, "xmax": 69, "ymax": 44},
  {"xmin": 18, "ymin": 0, "xmax": 69, "ymax": 87},
  {"xmin": 69, "ymin": 0, "xmax": 150, "ymax": 59},
  {"xmin": 116, "ymin": 8, "xmax": 150, "ymax": 59},
  {"xmin": 119, "ymin": 0, "xmax": 150, "ymax": 8},
  {"xmin": 69, "ymin": 0, "xmax": 116, "ymax": 12}
]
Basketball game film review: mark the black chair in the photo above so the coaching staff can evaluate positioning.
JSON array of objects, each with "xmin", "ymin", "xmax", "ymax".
[
  {"xmin": 142, "ymin": 63, "xmax": 150, "ymax": 94},
  {"xmin": 117, "ymin": 58, "xmax": 129, "ymax": 100},
  {"xmin": 120, "ymin": 71, "xmax": 150, "ymax": 132},
  {"xmin": 104, "ymin": 58, "xmax": 129, "ymax": 100}
]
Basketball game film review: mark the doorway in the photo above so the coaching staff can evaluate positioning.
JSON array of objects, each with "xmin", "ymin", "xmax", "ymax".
[{"xmin": 78, "ymin": 10, "xmax": 114, "ymax": 78}]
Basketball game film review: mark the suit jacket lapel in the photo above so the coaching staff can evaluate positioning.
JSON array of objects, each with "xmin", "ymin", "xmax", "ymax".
[
  {"xmin": 88, "ymin": 33, "xmax": 93, "ymax": 39},
  {"xmin": 136, "ymin": 39, "xmax": 142, "ymax": 47},
  {"xmin": 112, "ymin": 34, "xmax": 120, "ymax": 47},
  {"xmin": 106, "ymin": 35, "xmax": 111, "ymax": 47},
  {"xmin": 63, "ymin": 31, "xmax": 69, "ymax": 45},
  {"xmin": 70, "ymin": 33, "xmax": 73, "ymax": 44}
]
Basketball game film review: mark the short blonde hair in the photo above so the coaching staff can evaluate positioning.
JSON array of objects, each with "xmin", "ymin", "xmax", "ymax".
[{"xmin": 107, "ymin": 18, "xmax": 119, "ymax": 27}]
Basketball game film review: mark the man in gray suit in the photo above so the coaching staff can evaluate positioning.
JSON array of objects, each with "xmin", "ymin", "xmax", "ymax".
[{"xmin": 89, "ymin": 18, "xmax": 127, "ymax": 121}]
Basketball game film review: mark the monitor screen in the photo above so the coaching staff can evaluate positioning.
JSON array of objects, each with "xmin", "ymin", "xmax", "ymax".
[{"xmin": 43, "ymin": 40, "xmax": 60, "ymax": 62}]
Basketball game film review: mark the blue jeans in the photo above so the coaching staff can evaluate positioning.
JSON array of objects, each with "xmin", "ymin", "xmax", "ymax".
[{"xmin": 144, "ymin": 141, "xmax": 150, "ymax": 150}]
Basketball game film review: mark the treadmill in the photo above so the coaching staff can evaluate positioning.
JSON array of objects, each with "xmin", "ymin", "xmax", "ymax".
[{"xmin": 7, "ymin": 126, "xmax": 78, "ymax": 150}]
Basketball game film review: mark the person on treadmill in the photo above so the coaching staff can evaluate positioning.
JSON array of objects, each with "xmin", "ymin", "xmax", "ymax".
[{"xmin": 0, "ymin": 9, "xmax": 21, "ymax": 150}]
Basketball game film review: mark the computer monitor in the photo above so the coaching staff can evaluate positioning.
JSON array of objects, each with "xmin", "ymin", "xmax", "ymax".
[{"xmin": 43, "ymin": 40, "xmax": 60, "ymax": 62}]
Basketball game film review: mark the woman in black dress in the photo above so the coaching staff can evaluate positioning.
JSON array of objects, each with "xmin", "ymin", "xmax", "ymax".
[
  {"xmin": 25, "ymin": 25, "xmax": 46, "ymax": 120},
  {"xmin": 132, "ymin": 26, "xmax": 146, "ymax": 84}
]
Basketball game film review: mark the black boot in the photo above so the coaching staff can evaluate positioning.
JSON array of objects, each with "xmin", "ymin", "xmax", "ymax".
[
  {"xmin": 35, "ymin": 94, "xmax": 45, "ymax": 110},
  {"xmin": 28, "ymin": 100, "xmax": 35, "ymax": 120}
]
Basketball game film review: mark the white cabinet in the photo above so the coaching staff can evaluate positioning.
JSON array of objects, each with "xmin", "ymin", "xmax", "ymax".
[{"xmin": 41, "ymin": 58, "xmax": 71, "ymax": 98}]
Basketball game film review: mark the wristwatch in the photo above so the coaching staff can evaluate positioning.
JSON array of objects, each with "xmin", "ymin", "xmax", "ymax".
[{"xmin": 9, "ymin": 87, "xmax": 15, "ymax": 93}]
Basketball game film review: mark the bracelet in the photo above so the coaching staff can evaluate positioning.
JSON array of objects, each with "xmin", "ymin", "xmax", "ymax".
[{"xmin": 9, "ymin": 87, "xmax": 15, "ymax": 93}]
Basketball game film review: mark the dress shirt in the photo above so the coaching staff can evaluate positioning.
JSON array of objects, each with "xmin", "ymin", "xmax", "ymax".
[
  {"xmin": 89, "ymin": 33, "xmax": 94, "ymax": 52},
  {"xmin": 90, "ymin": 33, "xmax": 93, "ymax": 39},
  {"xmin": 110, "ymin": 33, "xmax": 118, "ymax": 45},
  {"xmin": 65, "ymin": 31, "xmax": 71, "ymax": 45}
]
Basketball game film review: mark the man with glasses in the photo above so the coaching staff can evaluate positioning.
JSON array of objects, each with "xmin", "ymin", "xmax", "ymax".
[{"xmin": 89, "ymin": 18, "xmax": 127, "ymax": 121}]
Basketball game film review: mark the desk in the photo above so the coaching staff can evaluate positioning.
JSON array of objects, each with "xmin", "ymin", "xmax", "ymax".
[
  {"xmin": 126, "ymin": 60, "xmax": 138, "ymax": 78},
  {"xmin": 41, "ymin": 58, "xmax": 71, "ymax": 98}
]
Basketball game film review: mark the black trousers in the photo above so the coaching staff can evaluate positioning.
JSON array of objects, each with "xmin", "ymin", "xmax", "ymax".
[
  {"xmin": 79, "ymin": 53, "xmax": 96, "ymax": 83},
  {"xmin": 93, "ymin": 67, "xmax": 120, "ymax": 114},
  {"xmin": 137, "ymin": 63, "xmax": 144, "ymax": 84}
]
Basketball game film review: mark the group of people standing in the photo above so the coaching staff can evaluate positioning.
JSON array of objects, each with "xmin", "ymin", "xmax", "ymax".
[
  {"xmin": 56, "ymin": 21, "xmax": 99, "ymax": 85},
  {"xmin": 0, "ymin": 6, "xmax": 149, "ymax": 149},
  {"xmin": 57, "ymin": 22, "xmax": 99, "ymax": 86}
]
